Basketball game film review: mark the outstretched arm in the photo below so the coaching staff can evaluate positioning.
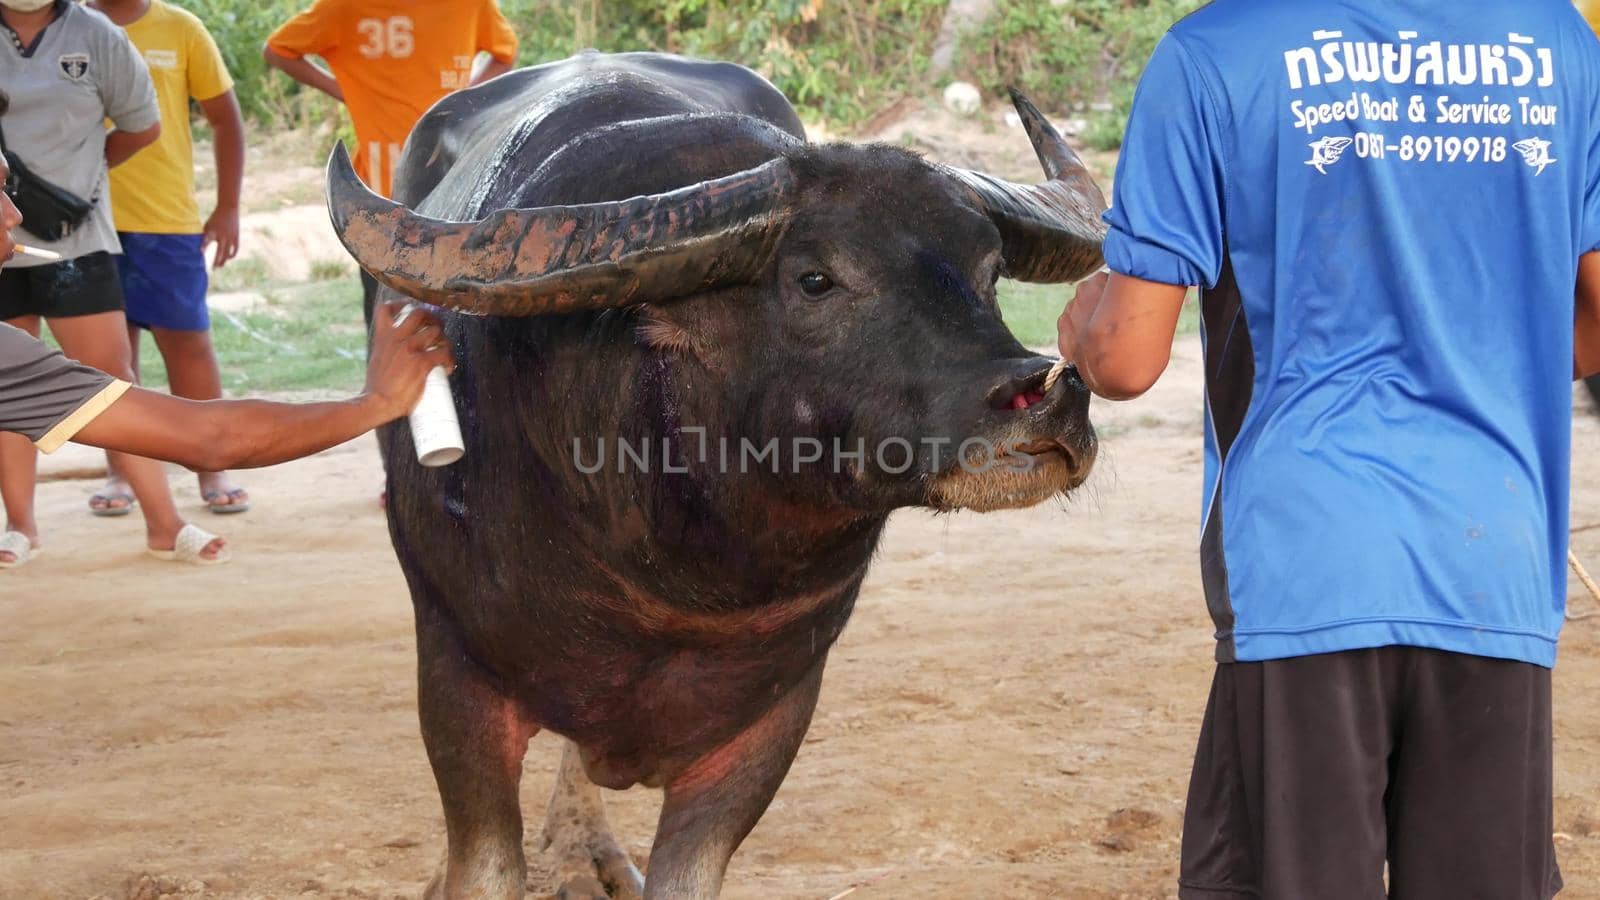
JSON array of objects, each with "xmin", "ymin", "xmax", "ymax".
[
  {"xmin": 1057, "ymin": 271, "xmax": 1189, "ymax": 400},
  {"xmin": 74, "ymin": 303, "xmax": 451, "ymax": 469}
]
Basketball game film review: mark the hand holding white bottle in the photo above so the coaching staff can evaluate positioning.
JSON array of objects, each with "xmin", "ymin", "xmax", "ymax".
[{"xmin": 395, "ymin": 304, "xmax": 464, "ymax": 467}]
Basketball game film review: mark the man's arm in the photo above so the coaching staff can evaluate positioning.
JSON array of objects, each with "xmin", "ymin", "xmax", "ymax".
[
  {"xmin": 105, "ymin": 122, "xmax": 160, "ymax": 168},
  {"xmin": 1057, "ymin": 271, "xmax": 1189, "ymax": 400},
  {"xmin": 74, "ymin": 302, "xmax": 451, "ymax": 469},
  {"xmin": 100, "ymin": 26, "xmax": 161, "ymax": 168},
  {"xmin": 1060, "ymin": 33, "xmax": 1221, "ymax": 402},
  {"xmin": 262, "ymin": 46, "xmax": 345, "ymax": 103},
  {"xmin": 197, "ymin": 90, "xmax": 245, "ymax": 268},
  {"xmin": 1576, "ymin": 251, "xmax": 1600, "ymax": 379},
  {"xmin": 470, "ymin": 57, "xmax": 512, "ymax": 86}
]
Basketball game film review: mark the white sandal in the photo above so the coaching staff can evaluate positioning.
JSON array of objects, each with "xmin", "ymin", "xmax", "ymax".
[
  {"xmin": 148, "ymin": 523, "xmax": 231, "ymax": 566},
  {"xmin": 0, "ymin": 530, "xmax": 37, "ymax": 569}
]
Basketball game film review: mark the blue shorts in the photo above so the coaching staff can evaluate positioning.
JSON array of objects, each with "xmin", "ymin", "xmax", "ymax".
[{"xmin": 116, "ymin": 232, "xmax": 211, "ymax": 332}]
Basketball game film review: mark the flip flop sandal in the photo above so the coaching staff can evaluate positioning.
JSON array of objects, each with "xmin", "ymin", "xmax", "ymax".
[
  {"xmin": 89, "ymin": 491, "xmax": 135, "ymax": 517},
  {"xmin": 203, "ymin": 488, "xmax": 251, "ymax": 515},
  {"xmin": 148, "ymin": 523, "xmax": 231, "ymax": 566},
  {"xmin": 0, "ymin": 530, "xmax": 38, "ymax": 569}
]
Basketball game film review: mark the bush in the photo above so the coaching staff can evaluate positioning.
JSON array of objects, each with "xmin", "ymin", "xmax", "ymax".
[
  {"xmin": 167, "ymin": 0, "xmax": 341, "ymax": 130},
  {"xmin": 958, "ymin": 0, "xmax": 1205, "ymax": 149},
  {"xmin": 168, "ymin": 0, "xmax": 1199, "ymax": 140},
  {"xmin": 499, "ymin": 0, "xmax": 946, "ymax": 126}
]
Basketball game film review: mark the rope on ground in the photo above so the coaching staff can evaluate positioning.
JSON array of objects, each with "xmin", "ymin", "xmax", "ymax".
[
  {"xmin": 215, "ymin": 308, "xmax": 301, "ymax": 355},
  {"xmin": 1568, "ymin": 549, "xmax": 1600, "ymax": 621},
  {"xmin": 824, "ymin": 867, "xmax": 897, "ymax": 900}
]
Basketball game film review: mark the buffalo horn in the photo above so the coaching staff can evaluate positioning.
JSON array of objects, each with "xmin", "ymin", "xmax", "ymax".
[
  {"xmin": 946, "ymin": 88, "xmax": 1108, "ymax": 283},
  {"xmin": 325, "ymin": 142, "xmax": 796, "ymax": 316}
]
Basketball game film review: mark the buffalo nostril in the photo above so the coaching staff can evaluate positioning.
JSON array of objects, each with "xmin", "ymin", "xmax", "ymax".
[
  {"xmin": 1047, "ymin": 362, "xmax": 1085, "ymax": 393},
  {"xmin": 987, "ymin": 362, "xmax": 1056, "ymax": 410},
  {"xmin": 1009, "ymin": 390, "xmax": 1046, "ymax": 410}
]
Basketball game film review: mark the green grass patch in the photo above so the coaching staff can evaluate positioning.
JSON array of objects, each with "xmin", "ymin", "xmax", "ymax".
[
  {"xmin": 211, "ymin": 256, "xmax": 271, "ymax": 293},
  {"xmin": 997, "ymin": 279, "xmax": 1199, "ymax": 349},
  {"xmin": 309, "ymin": 259, "xmax": 351, "ymax": 281},
  {"xmin": 133, "ymin": 275, "xmax": 367, "ymax": 394}
]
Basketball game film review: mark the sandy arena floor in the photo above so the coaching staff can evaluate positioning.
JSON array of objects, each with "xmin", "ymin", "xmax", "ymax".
[{"xmin": 4, "ymin": 336, "xmax": 1600, "ymax": 900}]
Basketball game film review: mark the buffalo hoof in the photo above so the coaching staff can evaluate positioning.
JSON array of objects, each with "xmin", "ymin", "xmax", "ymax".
[
  {"xmin": 555, "ymin": 874, "xmax": 610, "ymax": 899},
  {"xmin": 539, "ymin": 832, "xmax": 644, "ymax": 900}
]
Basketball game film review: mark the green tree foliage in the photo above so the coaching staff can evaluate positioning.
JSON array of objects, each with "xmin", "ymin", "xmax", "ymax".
[
  {"xmin": 498, "ymin": 0, "xmax": 947, "ymax": 125},
  {"xmin": 168, "ymin": 0, "xmax": 1200, "ymax": 142},
  {"xmin": 167, "ymin": 0, "xmax": 338, "ymax": 128},
  {"xmin": 960, "ymin": 0, "xmax": 1205, "ymax": 149}
]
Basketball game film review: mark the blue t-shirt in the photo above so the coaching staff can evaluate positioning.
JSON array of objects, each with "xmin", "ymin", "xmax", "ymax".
[{"xmin": 1106, "ymin": 0, "xmax": 1600, "ymax": 667}]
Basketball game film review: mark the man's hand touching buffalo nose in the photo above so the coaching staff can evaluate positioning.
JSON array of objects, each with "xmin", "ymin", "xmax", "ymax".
[{"xmin": 1056, "ymin": 269, "xmax": 1188, "ymax": 401}]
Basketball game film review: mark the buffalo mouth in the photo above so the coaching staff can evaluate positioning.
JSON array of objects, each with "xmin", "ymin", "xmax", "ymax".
[
  {"xmin": 1011, "ymin": 436, "xmax": 1094, "ymax": 485},
  {"xmin": 925, "ymin": 429, "xmax": 1097, "ymax": 512}
]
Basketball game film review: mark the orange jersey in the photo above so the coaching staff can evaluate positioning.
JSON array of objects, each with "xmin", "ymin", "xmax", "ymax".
[
  {"xmin": 267, "ymin": 0, "xmax": 518, "ymax": 197},
  {"xmin": 1583, "ymin": 0, "xmax": 1600, "ymax": 39}
]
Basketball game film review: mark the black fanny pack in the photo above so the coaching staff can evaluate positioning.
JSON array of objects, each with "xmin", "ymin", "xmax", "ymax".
[{"xmin": 0, "ymin": 119, "xmax": 94, "ymax": 242}]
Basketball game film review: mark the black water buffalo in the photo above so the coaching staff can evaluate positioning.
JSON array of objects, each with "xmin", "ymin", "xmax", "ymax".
[{"xmin": 326, "ymin": 51, "xmax": 1106, "ymax": 900}]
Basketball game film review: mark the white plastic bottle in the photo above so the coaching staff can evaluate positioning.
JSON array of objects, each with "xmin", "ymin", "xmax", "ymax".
[{"xmin": 397, "ymin": 304, "xmax": 464, "ymax": 467}]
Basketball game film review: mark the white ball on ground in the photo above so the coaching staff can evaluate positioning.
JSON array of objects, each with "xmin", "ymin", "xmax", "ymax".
[{"xmin": 943, "ymin": 81, "xmax": 982, "ymax": 117}]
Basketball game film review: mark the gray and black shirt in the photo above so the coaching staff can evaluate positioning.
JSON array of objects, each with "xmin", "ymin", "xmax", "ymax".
[{"xmin": 0, "ymin": 0, "xmax": 158, "ymax": 265}]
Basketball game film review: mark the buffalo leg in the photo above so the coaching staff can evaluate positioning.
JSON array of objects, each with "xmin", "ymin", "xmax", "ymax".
[
  {"xmin": 418, "ymin": 617, "xmax": 537, "ymax": 900},
  {"xmin": 536, "ymin": 739, "xmax": 646, "ymax": 900},
  {"xmin": 642, "ymin": 662, "xmax": 827, "ymax": 899}
]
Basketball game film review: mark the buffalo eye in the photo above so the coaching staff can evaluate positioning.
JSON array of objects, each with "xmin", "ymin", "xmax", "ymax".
[{"xmin": 797, "ymin": 272, "xmax": 834, "ymax": 297}]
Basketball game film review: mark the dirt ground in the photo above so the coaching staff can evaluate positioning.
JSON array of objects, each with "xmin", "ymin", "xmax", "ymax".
[
  {"xmin": 6, "ymin": 98, "xmax": 1600, "ymax": 899},
  {"xmin": 5, "ymin": 338, "xmax": 1600, "ymax": 900}
]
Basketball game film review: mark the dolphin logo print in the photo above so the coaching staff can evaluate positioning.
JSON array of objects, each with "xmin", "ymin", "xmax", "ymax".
[
  {"xmin": 1512, "ymin": 138, "xmax": 1557, "ymax": 176},
  {"xmin": 1306, "ymin": 137, "xmax": 1353, "ymax": 175}
]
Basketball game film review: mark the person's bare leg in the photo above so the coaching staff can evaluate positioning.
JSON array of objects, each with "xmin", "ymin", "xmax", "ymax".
[
  {"xmin": 93, "ymin": 324, "xmax": 141, "ymax": 514},
  {"xmin": 0, "ymin": 430, "xmax": 40, "ymax": 564},
  {"xmin": 151, "ymin": 325, "xmax": 247, "ymax": 511},
  {"xmin": 1, "ymin": 315, "xmax": 42, "ymax": 563},
  {"xmin": 48, "ymin": 312, "xmax": 225, "ymax": 560}
]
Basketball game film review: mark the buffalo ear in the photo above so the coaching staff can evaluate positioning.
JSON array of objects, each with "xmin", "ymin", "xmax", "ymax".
[{"xmin": 635, "ymin": 305, "xmax": 730, "ymax": 375}]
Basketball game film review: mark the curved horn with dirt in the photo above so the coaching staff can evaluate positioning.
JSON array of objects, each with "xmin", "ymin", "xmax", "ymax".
[
  {"xmin": 946, "ymin": 87, "xmax": 1108, "ymax": 283},
  {"xmin": 324, "ymin": 142, "xmax": 796, "ymax": 316}
]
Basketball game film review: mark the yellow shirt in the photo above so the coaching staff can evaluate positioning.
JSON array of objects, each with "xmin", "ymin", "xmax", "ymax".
[
  {"xmin": 1582, "ymin": 0, "xmax": 1600, "ymax": 37},
  {"xmin": 267, "ymin": 0, "xmax": 519, "ymax": 198},
  {"xmin": 105, "ymin": 0, "xmax": 233, "ymax": 235}
]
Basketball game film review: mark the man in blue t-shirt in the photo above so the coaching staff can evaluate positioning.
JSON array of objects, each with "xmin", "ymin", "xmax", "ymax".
[{"xmin": 1058, "ymin": 1, "xmax": 1600, "ymax": 896}]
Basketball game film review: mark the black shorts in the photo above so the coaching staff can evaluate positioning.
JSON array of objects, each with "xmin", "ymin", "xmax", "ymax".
[
  {"xmin": 0, "ymin": 251, "xmax": 125, "ymax": 320},
  {"xmin": 1180, "ymin": 647, "xmax": 1561, "ymax": 900}
]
